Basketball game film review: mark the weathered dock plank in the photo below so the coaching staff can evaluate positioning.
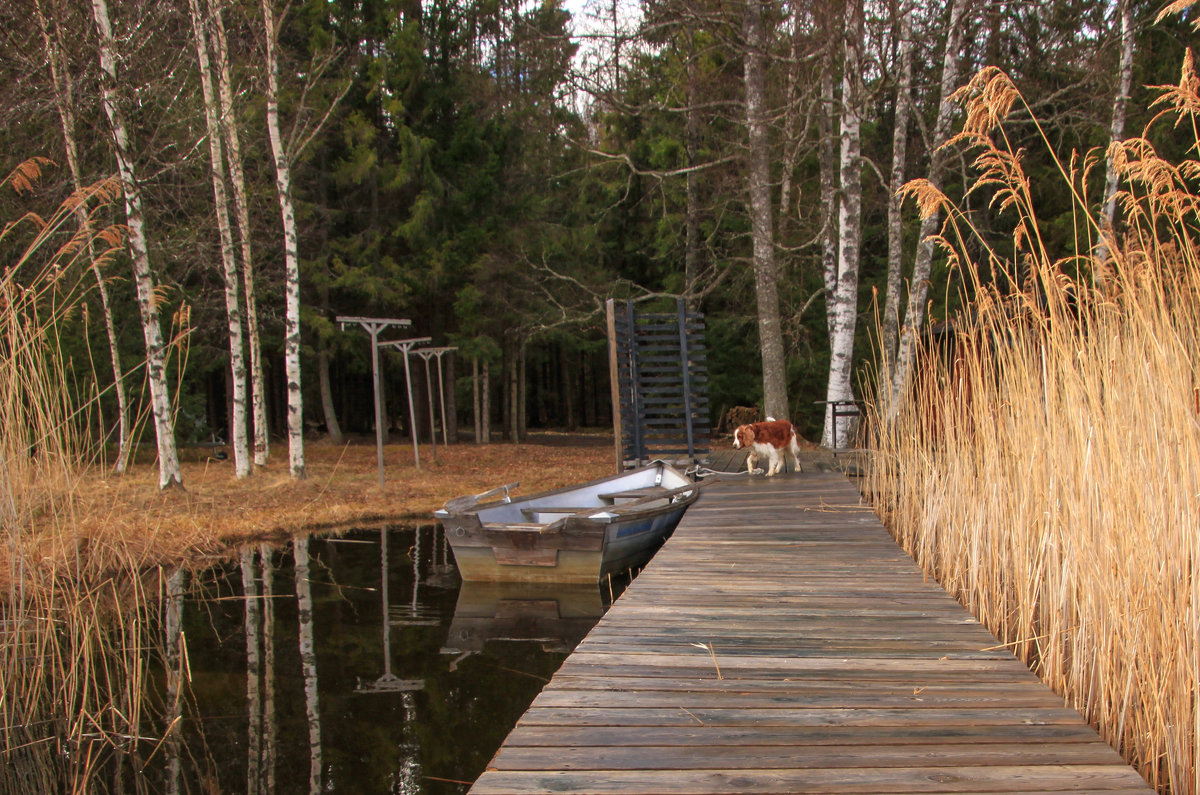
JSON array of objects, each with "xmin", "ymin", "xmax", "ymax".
[{"xmin": 469, "ymin": 473, "xmax": 1151, "ymax": 794}]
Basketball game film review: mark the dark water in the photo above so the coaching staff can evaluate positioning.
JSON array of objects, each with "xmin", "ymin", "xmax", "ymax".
[{"xmin": 156, "ymin": 525, "xmax": 614, "ymax": 794}]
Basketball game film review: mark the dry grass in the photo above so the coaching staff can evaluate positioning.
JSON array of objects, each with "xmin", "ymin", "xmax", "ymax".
[
  {"xmin": 866, "ymin": 62, "xmax": 1200, "ymax": 793},
  {"xmin": 10, "ymin": 435, "xmax": 615, "ymax": 589}
]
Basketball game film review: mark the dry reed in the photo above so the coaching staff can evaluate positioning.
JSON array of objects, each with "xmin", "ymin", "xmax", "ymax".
[
  {"xmin": 867, "ymin": 61, "xmax": 1200, "ymax": 793},
  {"xmin": 0, "ymin": 161, "xmax": 181, "ymax": 793}
]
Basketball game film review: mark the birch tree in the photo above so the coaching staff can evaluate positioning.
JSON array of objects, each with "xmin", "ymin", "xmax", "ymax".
[
  {"xmin": 1096, "ymin": 0, "xmax": 1135, "ymax": 266},
  {"xmin": 888, "ymin": 0, "xmax": 971, "ymax": 418},
  {"xmin": 823, "ymin": 0, "xmax": 864, "ymax": 448},
  {"xmin": 35, "ymin": 0, "xmax": 132, "ymax": 473},
  {"xmin": 260, "ymin": 0, "xmax": 306, "ymax": 479},
  {"xmin": 187, "ymin": 0, "xmax": 251, "ymax": 478},
  {"xmin": 210, "ymin": 0, "xmax": 270, "ymax": 466},
  {"xmin": 818, "ymin": 5, "xmax": 839, "ymax": 343},
  {"xmin": 883, "ymin": 0, "xmax": 915, "ymax": 366},
  {"xmin": 743, "ymin": 0, "xmax": 788, "ymax": 420},
  {"xmin": 89, "ymin": 0, "xmax": 183, "ymax": 489}
]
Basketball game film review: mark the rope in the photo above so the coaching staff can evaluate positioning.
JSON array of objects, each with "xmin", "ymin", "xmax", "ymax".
[{"xmin": 686, "ymin": 464, "xmax": 759, "ymax": 479}]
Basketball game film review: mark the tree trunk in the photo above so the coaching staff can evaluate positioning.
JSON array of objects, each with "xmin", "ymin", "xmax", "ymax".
[
  {"xmin": 883, "ymin": 4, "xmax": 915, "ymax": 370},
  {"xmin": 505, "ymin": 337, "xmax": 519, "ymax": 443},
  {"xmin": 473, "ymin": 357, "xmax": 481, "ymax": 443},
  {"xmin": 776, "ymin": 2, "xmax": 808, "ymax": 241},
  {"xmin": 819, "ymin": 10, "xmax": 839, "ymax": 343},
  {"xmin": 317, "ymin": 342, "xmax": 343, "ymax": 444},
  {"xmin": 481, "ymin": 359, "xmax": 491, "ymax": 444},
  {"xmin": 239, "ymin": 547, "xmax": 262, "ymax": 792},
  {"xmin": 561, "ymin": 344, "xmax": 577, "ymax": 431},
  {"xmin": 210, "ymin": 0, "xmax": 269, "ymax": 466},
  {"xmin": 36, "ymin": 0, "xmax": 132, "ymax": 474},
  {"xmin": 443, "ymin": 352, "xmax": 456, "ymax": 444},
  {"xmin": 684, "ymin": 21, "xmax": 701, "ymax": 309},
  {"xmin": 517, "ymin": 338, "xmax": 527, "ymax": 441},
  {"xmin": 89, "ymin": 0, "xmax": 182, "ymax": 489},
  {"xmin": 187, "ymin": 0, "xmax": 250, "ymax": 478},
  {"xmin": 260, "ymin": 0, "xmax": 306, "ymax": 478},
  {"xmin": 317, "ymin": 283, "xmax": 343, "ymax": 444},
  {"xmin": 293, "ymin": 537, "xmax": 322, "ymax": 793},
  {"xmin": 1097, "ymin": 0, "xmax": 1134, "ymax": 266},
  {"xmin": 824, "ymin": 0, "xmax": 864, "ymax": 448},
  {"xmin": 259, "ymin": 544, "xmax": 278, "ymax": 794},
  {"xmin": 889, "ymin": 0, "xmax": 970, "ymax": 419},
  {"xmin": 743, "ymin": 0, "xmax": 788, "ymax": 421}
]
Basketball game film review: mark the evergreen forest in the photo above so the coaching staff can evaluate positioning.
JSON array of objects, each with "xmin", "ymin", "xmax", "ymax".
[{"xmin": 1, "ymin": 0, "xmax": 1193, "ymax": 482}]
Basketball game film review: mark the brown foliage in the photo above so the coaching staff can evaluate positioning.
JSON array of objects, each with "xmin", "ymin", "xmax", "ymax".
[{"xmin": 7, "ymin": 434, "xmax": 614, "ymax": 590}]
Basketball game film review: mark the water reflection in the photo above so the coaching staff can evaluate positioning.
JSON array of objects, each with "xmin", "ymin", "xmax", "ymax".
[
  {"xmin": 444, "ymin": 582, "xmax": 606, "ymax": 665},
  {"xmin": 0, "ymin": 526, "xmax": 620, "ymax": 794},
  {"xmin": 180, "ymin": 525, "xmax": 610, "ymax": 794}
]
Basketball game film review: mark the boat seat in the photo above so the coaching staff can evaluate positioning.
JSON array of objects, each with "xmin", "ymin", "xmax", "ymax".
[
  {"xmin": 598, "ymin": 486, "xmax": 670, "ymax": 501},
  {"xmin": 519, "ymin": 507, "xmax": 601, "ymax": 520}
]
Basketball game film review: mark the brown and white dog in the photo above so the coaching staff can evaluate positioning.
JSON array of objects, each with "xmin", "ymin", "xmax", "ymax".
[{"xmin": 733, "ymin": 418, "xmax": 801, "ymax": 476}]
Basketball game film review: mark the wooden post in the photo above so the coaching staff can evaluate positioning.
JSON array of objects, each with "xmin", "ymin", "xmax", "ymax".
[
  {"xmin": 378, "ymin": 336, "xmax": 431, "ymax": 470},
  {"xmin": 418, "ymin": 351, "xmax": 438, "ymax": 462},
  {"xmin": 337, "ymin": 316, "xmax": 412, "ymax": 488},
  {"xmin": 677, "ymin": 297, "xmax": 696, "ymax": 460},
  {"xmin": 415, "ymin": 347, "xmax": 457, "ymax": 456},
  {"xmin": 606, "ymin": 299, "xmax": 623, "ymax": 473}
]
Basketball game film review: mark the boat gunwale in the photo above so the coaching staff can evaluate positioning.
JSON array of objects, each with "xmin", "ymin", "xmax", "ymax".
[{"xmin": 434, "ymin": 460, "xmax": 696, "ymax": 521}]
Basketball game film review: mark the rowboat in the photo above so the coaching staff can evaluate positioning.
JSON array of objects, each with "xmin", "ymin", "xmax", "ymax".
[{"xmin": 434, "ymin": 460, "xmax": 698, "ymax": 583}]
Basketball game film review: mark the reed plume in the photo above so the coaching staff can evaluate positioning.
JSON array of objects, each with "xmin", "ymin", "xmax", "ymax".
[{"xmin": 866, "ymin": 58, "xmax": 1200, "ymax": 794}]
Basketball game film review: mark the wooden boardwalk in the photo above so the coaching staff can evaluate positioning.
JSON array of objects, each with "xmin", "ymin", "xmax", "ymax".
[{"xmin": 469, "ymin": 472, "xmax": 1152, "ymax": 794}]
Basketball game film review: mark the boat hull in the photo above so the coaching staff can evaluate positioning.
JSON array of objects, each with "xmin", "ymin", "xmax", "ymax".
[{"xmin": 436, "ymin": 462, "xmax": 696, "ymax": 583}]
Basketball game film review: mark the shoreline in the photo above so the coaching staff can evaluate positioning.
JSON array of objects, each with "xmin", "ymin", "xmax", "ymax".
[{"xmin": 10, "ymin": 432, "xmax": 621, "ymax": 588}]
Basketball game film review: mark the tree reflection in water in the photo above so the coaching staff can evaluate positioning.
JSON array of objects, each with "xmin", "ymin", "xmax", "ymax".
[{"xmin": 151, "ymin": 525, "xmax": 612, "ymax": 793}]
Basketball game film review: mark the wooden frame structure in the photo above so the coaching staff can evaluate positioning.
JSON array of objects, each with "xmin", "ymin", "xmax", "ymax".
[{"xmin": 606, "ymin": 298, "xmax": 709, "ymax": 471}]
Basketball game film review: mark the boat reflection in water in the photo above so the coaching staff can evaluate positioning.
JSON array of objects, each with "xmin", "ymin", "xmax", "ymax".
[{"xmin": 442, "ymin": 581, "xmax": 606, "ymax": 670}]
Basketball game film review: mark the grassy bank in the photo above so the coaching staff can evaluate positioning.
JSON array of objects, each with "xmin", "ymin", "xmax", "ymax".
[
  {"xmin": 865, "ymin": 64, "xmax": 1199, "ymax": 793},
  {"xmin": 29, "ymin": 435, "xmax": 615, "ymax": 586}
]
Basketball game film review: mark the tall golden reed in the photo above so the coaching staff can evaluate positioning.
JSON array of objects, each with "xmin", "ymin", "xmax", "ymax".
[
  {"xmin": 0, "ymin": 161, "xmax": 183, "ymax": 793},
  {"xmin": 866, "ymin": 57, "xmax": 1200, "ymax": 793}
]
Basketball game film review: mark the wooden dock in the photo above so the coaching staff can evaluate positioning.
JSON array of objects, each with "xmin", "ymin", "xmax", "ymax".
[{"xmin": 469, "ymin": 471, "xmax": 1152, "ymax": 794}]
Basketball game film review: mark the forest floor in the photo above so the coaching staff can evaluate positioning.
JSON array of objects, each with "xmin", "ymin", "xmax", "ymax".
[{"xmin": 20, "ymin": 430, "xmax": 657, "ymax": 584}]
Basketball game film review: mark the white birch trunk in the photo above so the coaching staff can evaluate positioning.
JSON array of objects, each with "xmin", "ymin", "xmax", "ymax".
[
  {"xmin": 239, "ymin": 547, "xmax": 262, "ymax": 792},
  {"xmin": 823, "ymin": 0, "xmax": 864, "ymax": 449},
  {"xmin": 293, "ymin": 537, "xmax": 322, "ymax": 793},
  {"xmin": 188, "ymin": 0, "xmax": 251, "ymax": 478},
  {"xmin": 1097, "ymin": 0, "xmax": 1134, "ymax": 266},
  {"xmin": 259, "ymin": 544, "xmax": 278, "ymax": 794},
  {"xmin": 210, "ymin": 0, "xmax": 270, "ymax": 466},
  {"xmin": 889, "ymin": 0, "xmax": 970, "ymax": 419},
  {"xmin": 36, "ymin": 0, "xmax": 132, "ymax": 474},
  {"xmin": 744, "ymin": 0, "xmax": 788, "ymax": 420},
  {"xmin": 261, "ymin": 0, "xmax": 306, "ymax": 478},
  {"xmin": 883, "ymin": 5, "xmax": 915, "ymax": 372},
  {"xmin": 164, "ymin": 569, "xmax": 186, "ymax": 795},
  {"xmin": 90, "ymin": 0, "xmax": 183, "ymax": 489},
  {"xmin": 819, "ymin": 18, "xmax": 838, "ymax": 343}
]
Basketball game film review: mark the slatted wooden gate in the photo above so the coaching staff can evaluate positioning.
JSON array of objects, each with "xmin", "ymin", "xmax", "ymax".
[{"xmin": 605, "ymin": 298, "xmax": 709, "ymax": 470}]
